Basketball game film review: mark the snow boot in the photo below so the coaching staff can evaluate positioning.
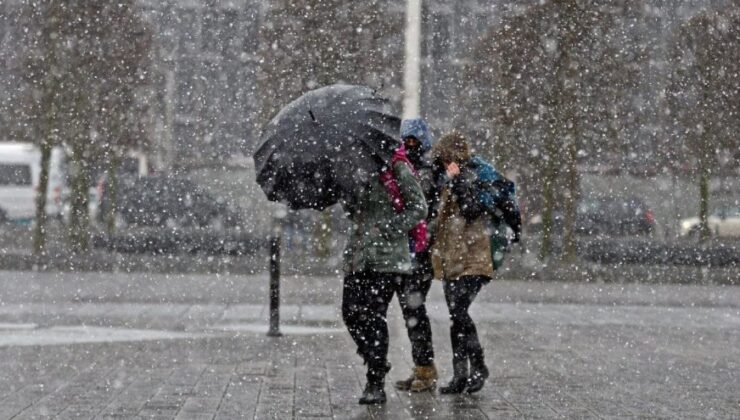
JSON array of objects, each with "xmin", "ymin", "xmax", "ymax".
[
  {"xmin": 439, "ymin": 360, "xmax": 468, "ymax": 394},
  {"xmin": 359, "ymin": 381, "xmax": 386, "ymax": 405},
  {"xmin": 395, "ymin": 363, "xmax": 438, "ymax": 392},
  {"xmin": 466, "ymin": 354, "xmax": 489, "ymax": 393},
  {"xmin": 359, "ymin": 361, "xmax": 391, "ymax": 405}
]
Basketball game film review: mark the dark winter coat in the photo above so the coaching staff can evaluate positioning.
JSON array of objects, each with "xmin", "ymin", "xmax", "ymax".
[
  {"xmin": 401, "ymin": 117, "xmax": 443, "ymax": 262},
  {"xmin": 343, "ymin": 160, "xmax": 427, "ymax": 274}
]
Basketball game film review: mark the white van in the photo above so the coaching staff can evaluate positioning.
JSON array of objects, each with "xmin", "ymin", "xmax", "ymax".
[{"xmin": 0, "ymin": 142, "xmax": 67, "ymax": 223}]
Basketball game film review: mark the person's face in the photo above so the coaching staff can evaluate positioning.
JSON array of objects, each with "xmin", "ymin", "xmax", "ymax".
[
  {"xmin": 403, "ymin": 137, "xmax": 421, "ymax": 160},
  {"xmin": 404, "ymin": 136, "xmax": 421, "ymax": 152}
]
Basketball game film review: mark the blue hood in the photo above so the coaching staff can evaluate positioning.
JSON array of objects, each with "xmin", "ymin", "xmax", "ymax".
[{"xmin": 400, "ymin": 118, "xmax": 433, "ymax": 153}]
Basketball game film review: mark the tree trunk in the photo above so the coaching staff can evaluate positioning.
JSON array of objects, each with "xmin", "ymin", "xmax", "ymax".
[
  {"xmin": 32, "ymin": 81, "xmax": 57, "ymax": 255},
  {"xmin": 105, "ymin": 153, "xmax": 120, "ymax": 236},
  {"xmin": 539, "ymin": 134, "xmax": 558, "ymax": 261},
  {"xmin": 32, "ymin": 140, "xmax": 52, "ymax": 255},
  {"xmin": 68, "ymin": 151, "xmax": 91, "ymax": 253},
  {"xmin": 698, "ymin": 136, "xmax": 711, "ymax": 242},
  {"xmin": 562, "ymin": 131, "xmax": 580, "ymax": 263}
]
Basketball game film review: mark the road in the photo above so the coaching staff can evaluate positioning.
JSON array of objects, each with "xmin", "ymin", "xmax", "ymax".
[{"xmin": 0, "ymin": 270, "xmax": 738, "ymax": 419}]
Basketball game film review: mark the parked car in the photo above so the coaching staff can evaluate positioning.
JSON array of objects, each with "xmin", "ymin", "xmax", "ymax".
[
  {"xmin": 679, "ymin": 205, "xmax": 740, "ymax": 238},
  {"xmin": 529, "ymin": 196, "xmax": 655, "ymax": 237},
  {"xmin": 576, "ymin": 196, "xmax": 655, "ymax": 236},
  {"xmin": 98, "ymin": 176, "xmax": 243, "ymax": 230},
  {"xmin": 0, "ymin": 142, "xmax": 67, "ymax": 223}
]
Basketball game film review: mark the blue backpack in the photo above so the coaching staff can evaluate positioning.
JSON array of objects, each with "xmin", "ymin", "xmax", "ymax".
[{"xmin": 470, "ymin": 156, "xmax": 522, "ymax": 269}]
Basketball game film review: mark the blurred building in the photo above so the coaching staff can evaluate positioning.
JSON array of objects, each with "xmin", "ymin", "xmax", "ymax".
[
  {"xmin": 0, "ymin": 0, "xmax": 731, "ymax": 171},
  {"xmin": 420, "ymin": 1, "xmax": 539, "ymax": 136},
  {"xmin": 137, "ymin": 0, "xmax": 262, "ymax": 169}
]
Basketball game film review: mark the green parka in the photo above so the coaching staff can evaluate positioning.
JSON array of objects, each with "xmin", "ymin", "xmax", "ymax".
[{"xmin": 343, "ymin": 161, "xmax": 427, "ymax": 274}]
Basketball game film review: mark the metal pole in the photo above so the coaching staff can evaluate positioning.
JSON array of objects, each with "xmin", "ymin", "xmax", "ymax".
[
  {"xmin": 403, "ymin": 0, "xmax": 422, "ymax": 119},
  {"xmin": 267, "ymin": 233, "xmax": 282, "ymax": 337}
]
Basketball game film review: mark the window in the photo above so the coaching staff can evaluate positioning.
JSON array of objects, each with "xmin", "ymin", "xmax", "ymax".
[
  {"xmin": 0, "ymin": 164, "xmax": 32, "ymax": 186},
  {"xmin": 220, "ymin": 10, "xmax": 238, "ymax": 56},
  {"xmin": 178, "ymin": 9, "xmax": 198, "ymax": 53},
  {"xmin": 430, "ymin": 13, "xmax": 451, "ymax": 58},
  {"xmin": 202, "ymin": 10, "xmax": 219, "ymax": 52}
]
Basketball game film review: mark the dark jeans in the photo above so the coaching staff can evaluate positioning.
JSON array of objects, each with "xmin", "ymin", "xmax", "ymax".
[
  {"xmin": 394, "ymin": 263, "xmax": 435, "ymax": 366},
  {"xmin": 443, "ymin": 275, "xmax": 490, "ymax": 364},
  {"xmin": 342, "ymin": 271, "xmax": 397, "ymax": 380}
]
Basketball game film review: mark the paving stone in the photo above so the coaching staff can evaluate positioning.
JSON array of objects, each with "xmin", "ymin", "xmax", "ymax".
[
  {"xmin": 174, "ymin": 412, "xmax": 215, "ymax": 420},
  {"xmin": 180, "ymin": 397, "xmax": 221, "ymax": 413},
  {"xmin": 0, "ymin": 273, "xmax": 737, "ymax": 419}
]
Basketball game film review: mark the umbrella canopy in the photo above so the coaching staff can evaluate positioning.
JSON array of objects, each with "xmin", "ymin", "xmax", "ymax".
[{"xmin": 254, "ymin": 84, "xmax": 401, "ymax": 210}]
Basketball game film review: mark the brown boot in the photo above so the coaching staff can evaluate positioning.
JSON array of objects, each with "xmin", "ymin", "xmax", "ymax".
[
  {"xmin": 409, "ymin": 364, "xmax": 438, "ymax": 392},
  {"xmin": 394, "ymin": 364, "xmax": 437, "ymax": 391},
  {"xmin": 394, "ymin": 371, "xmax": 415, "ymax": 391}
]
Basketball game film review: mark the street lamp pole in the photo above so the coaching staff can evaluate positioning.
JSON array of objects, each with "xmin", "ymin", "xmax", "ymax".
[{"xmin": 403, "ymin": 0, "xmax": 422, "ymax": 119}]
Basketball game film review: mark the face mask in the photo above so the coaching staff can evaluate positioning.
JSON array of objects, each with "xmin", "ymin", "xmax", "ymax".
[{"xmin": 404, "ymin": 139, "xmax": 422, "ymax": 164}]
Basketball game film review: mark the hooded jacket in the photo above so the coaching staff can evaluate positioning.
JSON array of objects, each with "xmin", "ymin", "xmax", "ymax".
[
  {"xmin": 400, "ymin": 118, "xmax": 433, "ymax": 155},
  {"xmin": 431, "ymin": 161, "xmax": 495, "ymax": 280},
  {"xmin": 343, "ymin": 160, "xmax": 427, "ymax": 274},
  {"xmin": 430, "ymin": 133, "xmax": 495, "ymax": 280}
]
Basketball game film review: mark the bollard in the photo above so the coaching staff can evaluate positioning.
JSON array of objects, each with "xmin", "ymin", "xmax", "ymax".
[{"xmin": 267, "ymin": 234, "xmax": 282, "ymax": 337}]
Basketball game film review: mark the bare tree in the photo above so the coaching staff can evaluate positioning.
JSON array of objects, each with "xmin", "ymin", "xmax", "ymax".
[
  {"xmin": 461, "ymin": 0, "xmax": 649, "ymax": 261},
  {"xmin": 91, "ymin": 2, "xmax": 153, "ymax": 235},
  {"xmin": 19, "ymin": 1, "xmax": 153, "ymax": 252},
  {"xmin": 20, "ymin": 2, "xmax": 73, "ymax": 254},
  {"xmin": 666, "ymin": 7, "xmax": 740, "ymax": 241}
]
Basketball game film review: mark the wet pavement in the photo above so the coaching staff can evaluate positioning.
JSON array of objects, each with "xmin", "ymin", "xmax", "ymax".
[{"xmin": 0, "ymin": 270, "xmax": 738, "ymax": 419}]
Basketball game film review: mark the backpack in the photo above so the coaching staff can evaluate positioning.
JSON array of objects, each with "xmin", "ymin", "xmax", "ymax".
[{"xmin": 470, "ymin": 156, "xmax": 522, "ymax": 269}]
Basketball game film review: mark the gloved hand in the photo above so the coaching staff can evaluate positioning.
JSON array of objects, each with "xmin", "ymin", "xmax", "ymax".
[{"xmin": 511, "ymin": 229, "xmax": 521, "ymax": 244}]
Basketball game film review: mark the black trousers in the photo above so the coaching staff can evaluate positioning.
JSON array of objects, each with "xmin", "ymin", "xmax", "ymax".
[
  {"xmin": 342, "ymin": 271, "xmax": 397, "ymax": 380},
  {"xmin": 393, "ymin": 263, "xmax": 435, "ymax": 366},
  {"xmin": 443, "ymin": 275, "xmax": 490, "ymax": 364}
]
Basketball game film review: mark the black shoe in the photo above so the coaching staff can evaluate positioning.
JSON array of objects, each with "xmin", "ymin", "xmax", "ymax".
[
  {"xmin": 466, "ymin": 364, "xmax": 489, "ymax": 393},
  {"xmin": 359, "ymin": 382, "xmax": 386, "ymax": 404},
  {"xmin": 439, "ymin": 360, "xmax": 468, "ymax": 394},
  {"xmin": 439, "ymin": 376, "xmax": 468, "ymax": 394}
]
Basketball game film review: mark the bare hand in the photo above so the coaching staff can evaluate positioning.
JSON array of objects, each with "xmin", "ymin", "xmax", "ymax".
[{"xmin": 445, "ymin": 162, "xmax": 460, "ymax": 178}]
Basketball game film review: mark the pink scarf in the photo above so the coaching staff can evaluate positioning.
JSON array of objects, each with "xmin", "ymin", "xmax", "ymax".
[{"xmin": 379, "ymin": 145, "xmax": 429, "ymax": 253}]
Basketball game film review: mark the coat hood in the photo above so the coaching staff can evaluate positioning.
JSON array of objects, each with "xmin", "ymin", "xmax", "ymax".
[
  {"xmin": 400, "ymin": 118, "xmax": 433, "ymax": 153},
  {"xmin": 432, "ymin": 131, "xmax": 470, "ymax": 164}
]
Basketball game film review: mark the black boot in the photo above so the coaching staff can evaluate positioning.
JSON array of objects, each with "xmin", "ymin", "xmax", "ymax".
[
  {"xmin": 359, "ymin": 362, "xmax": 391, "ymax": 404},
  {"xmin": 439, "ymin": 359, "xmax": 468, "ymax": 394},
  {"xmin": 359, "ymin": 381, "xmax": 386, "ymax": 404},
  {"xmin": 466, "ymin": 354, "xmax": 489, "ymax": 393}
]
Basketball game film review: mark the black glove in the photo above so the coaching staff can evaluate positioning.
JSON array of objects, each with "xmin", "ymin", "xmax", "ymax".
[{"xmin": 511, "ymin": 229, "xmax": 521, "ymax": 244}]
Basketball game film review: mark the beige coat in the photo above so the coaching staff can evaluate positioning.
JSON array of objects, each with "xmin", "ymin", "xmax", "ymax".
[{"xmin": 431, "ymin": 187, "xmax": 494, "ymax": 280}]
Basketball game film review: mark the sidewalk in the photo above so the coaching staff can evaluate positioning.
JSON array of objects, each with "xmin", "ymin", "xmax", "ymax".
[{"xmin": 0, "ymin": 271, "xmax": 738, "ymax": 419}]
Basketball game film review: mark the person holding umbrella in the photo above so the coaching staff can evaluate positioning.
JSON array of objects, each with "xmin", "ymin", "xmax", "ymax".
[
  {"xmin": 392, "ymin": 118, "xmax": 445, "ymax": 393},
  {"xmin": 341, "ymin": 142, "xmax": 427, "ymax": 405},
  {"xmin": 254, "ymin": 85, "xmax": 427, "ymax": 404}
]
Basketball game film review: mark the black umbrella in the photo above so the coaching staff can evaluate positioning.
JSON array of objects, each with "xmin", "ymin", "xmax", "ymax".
[{"xmin": 254, "ymin": 84, "xmax": 401, "ymax": 210}]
